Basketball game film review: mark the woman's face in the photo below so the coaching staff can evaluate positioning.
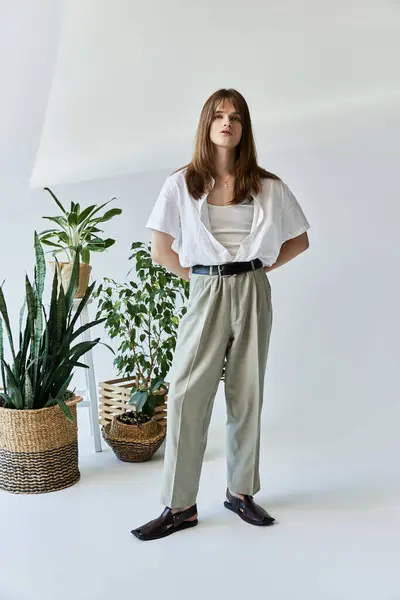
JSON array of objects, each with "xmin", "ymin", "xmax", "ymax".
[{"xmin": 209, "ymin": 99, "xmax": 243, "ymax": 150}]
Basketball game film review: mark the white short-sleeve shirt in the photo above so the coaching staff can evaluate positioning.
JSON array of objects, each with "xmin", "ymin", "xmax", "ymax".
[{"xmin": 145, "ymin": 169, "xmax": 310, "ymax": 267}]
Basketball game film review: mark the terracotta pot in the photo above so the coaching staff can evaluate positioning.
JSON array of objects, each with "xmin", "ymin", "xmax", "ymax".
[{"xmin": 50, "ymin": 262, "xmax": 92, "ymax": 298}]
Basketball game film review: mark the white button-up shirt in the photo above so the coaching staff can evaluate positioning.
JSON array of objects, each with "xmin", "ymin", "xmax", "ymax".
[{"xmin": 146, "ymin": 170, "xmax": 310, "ymax": 267}]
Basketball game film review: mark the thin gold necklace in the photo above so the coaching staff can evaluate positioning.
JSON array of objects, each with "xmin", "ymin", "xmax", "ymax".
[{"xmin": 223, "ymin": 175, "xmax": 232, "ymax": 190}]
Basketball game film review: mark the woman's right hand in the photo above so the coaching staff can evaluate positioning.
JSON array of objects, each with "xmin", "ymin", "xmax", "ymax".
[{"xmin": 151, "ymin": 230, "xmax": 190, "ymax": 281}]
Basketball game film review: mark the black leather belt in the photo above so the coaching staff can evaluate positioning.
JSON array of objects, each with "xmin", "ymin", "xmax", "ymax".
[{"xmin": 191, "ymin": 258, "xmax": 263, "ymax": 277}]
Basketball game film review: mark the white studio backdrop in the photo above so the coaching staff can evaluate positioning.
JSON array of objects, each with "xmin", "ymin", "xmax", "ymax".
[
  {"xmin": 30, "ymin": 0, "xmax": 400, "ymax": 185},
  {"xmin": 0, "ymin": 0, "xmax": 399, "ymax": 492}
]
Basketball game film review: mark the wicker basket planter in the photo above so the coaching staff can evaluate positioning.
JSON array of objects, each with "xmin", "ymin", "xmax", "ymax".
[
  {"xmin": 50, "ymin": 262, "xmax": 92, "ymax": 299},
  {"xmin": 99, "ymin": 377, "xmax": 168, "ymax": 428},
  {"xmin": 102, "ymin": 418, "xmax": 166, "ymax": 463},
  {"xmin": 0, "ymin": 397, "xmax": 82, "ymax": 494}
]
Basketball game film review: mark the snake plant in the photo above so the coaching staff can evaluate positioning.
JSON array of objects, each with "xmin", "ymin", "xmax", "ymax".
[{"xmin": 0, "ymin": 232, "xmax": 106, "ymax": 421}]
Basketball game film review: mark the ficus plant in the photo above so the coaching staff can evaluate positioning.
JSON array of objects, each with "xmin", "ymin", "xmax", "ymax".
[
  {"xmin": 0, "ymin": 233, "xmax": 108, "ymax": 421},
  {"xmin": 94, "ymin": 242, "xmax": 190, "ymax": 417},
  {"xmin": 39, "ymin": 187, "xmax": 122, "ymax": 264}
]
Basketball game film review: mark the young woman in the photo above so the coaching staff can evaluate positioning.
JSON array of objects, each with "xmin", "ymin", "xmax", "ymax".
[{"xmin": 132, "ymin": 89, "xmax": 310, "ymax": 541}]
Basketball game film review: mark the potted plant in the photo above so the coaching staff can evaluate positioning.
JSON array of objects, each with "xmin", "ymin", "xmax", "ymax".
[
  {"xmin": 95, "ymin": 242, "xmax": 190, "ymax": 434},
  {"xmin": 39, "ymin": 187, "xmax": 122, "ymax": 298},
  {"xmin": 0, "ymin": 234, "xmax": 106, "ymax": 494},
  {"xmin": 102, "ymin": 409, "xmax": 166, "ymax": 463}
]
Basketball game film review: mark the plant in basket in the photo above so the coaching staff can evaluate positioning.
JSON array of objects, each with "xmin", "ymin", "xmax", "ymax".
[
  {"xmin": 95, "ymin": 241, "xmax": 190, "ymax": 419},
  {"xmin": 0, "ymin": 233, "xmax": 108, "ymax": 494},
  {"xmin": 95, "ymin": 241, "xmax": 191, "ymax": 461}
]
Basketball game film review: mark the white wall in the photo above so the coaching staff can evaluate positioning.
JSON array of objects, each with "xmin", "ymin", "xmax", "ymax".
[
  {"xmin": 31, "ymin": 0, "xmax": 400, "ymax": 184},
  {"xmin": 1, "ymin": 1, "xmax": 399, "ymax": 489}
]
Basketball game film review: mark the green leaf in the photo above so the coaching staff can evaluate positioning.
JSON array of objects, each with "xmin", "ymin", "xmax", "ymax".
[
  {"xmin": 151, "ymin": 378, "xmax": 166, "ymax": 393},
  {"xmin": 0, "ymin": 317, "xmax": 6, "ymax": 393},
  {"xmin": 43, "ymin": 187, "xmax": 67, "ymax": 214},
  {"xmin": 42, "ymin": 216, "xmax": 69, "ymax": 229},
  {"xmin": 91, "ymin": 208, "xmax": 122, "ymax": 224},
  {"xmin": 68, "ymin": 212, "xmax": 78, "ymax": 228},
  {"xmin": 65, "ymin": 251, "xmax": 80, "ymax": 308},
  {"xmin": 56, "ymin": 397, "xmax": 73, "ymax": 422},
  {"xmin": 0, "ymin": 285, "xmax": 15, "ymax": 360},
  {"xmin": 77, "ymin": 204, "xmax": 97, "ymax": 225},
  {"xmin": 128, "ymin": 390, "xmax": 148, "ymax": 412},
  {"xmin": 83, "ymin": 200, "xmax": 114, "ymax": 224},
  {"xmin": 40, "ymin": 240, "xmax": 65, "ymax": 249},
  {"xmin": 24, "ymin": 372, "xmax": 34, "ymax": 409},
  {"xmin": 81, "ymin": 247, "xmax": 90, "ymax": 264}
]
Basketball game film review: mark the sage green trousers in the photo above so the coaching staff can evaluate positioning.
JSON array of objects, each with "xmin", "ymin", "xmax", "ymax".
[{"xmin": 161, "ymin": 266, "xmax": 273, "ymax": 508}]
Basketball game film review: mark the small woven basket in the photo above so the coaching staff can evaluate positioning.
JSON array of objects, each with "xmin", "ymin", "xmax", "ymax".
[
  {"xmin": 0, "ymin": 397, "xmax": 82, "ymax": 495},
  {"xmin": 102, "ymin": 419, "xmax": 166, "ymax": 463},
  {"xmin": 110, "ymin": 417, "xmax": 161, "ymax": 440}
]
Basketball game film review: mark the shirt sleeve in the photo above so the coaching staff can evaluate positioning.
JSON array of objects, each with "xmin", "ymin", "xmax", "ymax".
[
  {"xmin": 281, "ymin": 181, "xmax": 310, "ymax": 243},
  {"xmin": 145, "ymin": 177, "xmax": 180, "ymax": 239}
]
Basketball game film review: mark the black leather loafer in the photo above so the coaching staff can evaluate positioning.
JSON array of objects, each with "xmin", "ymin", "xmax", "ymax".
[
  {"xmin": 131, "ymin": 504, "xmax": 198, "ymax": 541},
  {"xmin": 224, "ymin": 489, "xmax": 275, "ymax": 526}
]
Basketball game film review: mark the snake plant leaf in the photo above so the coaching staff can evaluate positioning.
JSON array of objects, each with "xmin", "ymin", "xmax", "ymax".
[
  {"xmin": 1, "ymin": 360, "xmax": 23, "ymax": 409},
  {"xmin": 0, "ymin": 391, "xmax": 12, "ymax": 408},
  {"xmin": 71, "ymin": 317, "xmax": 106, "ymax": 342},
  {"xmin": 33, "ymin": 232, "xmax": 45, "ymax": 390},
  {"xmin": 65, "ymin": 251, "xmax": 80, "ymax": 308},
  {"xmin": 25, "ymin": 275, "xmax": 36, "ymax": 341},
  {"xmin": 0, "ymin": 285, "xmax": 15, "ymax": 361},
  {"xmin": 68, "ymin": 282, "xmax": 95, "ymax": 332},
  {"xmin": 34, "ymin": 232, "xmax": 46, "ymax": 301},
  {"xmin": 0, "ymin": 317, "xmax": 6, "ymax": 393},
  {"xmin": 24, "ymin": 371, "xmax": 34, "ymax": 409},
  {"xmin": 19, "ymin": 299, "xmax": 26, "ymax": 347},
  {"xmin": 68, "ymin": 338, "xmax": 100, "ymax": 361},
  {"xmin": 56, "ymin": 396, "xmax": 73, "ymax": 422},
  {"xmin": 55, "ymin": 282, "xmax": 67, "ymax": 354}
]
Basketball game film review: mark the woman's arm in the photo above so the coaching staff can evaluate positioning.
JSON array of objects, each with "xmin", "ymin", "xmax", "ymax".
[
  {"xmin": 264, "ymin": 232, "xmax": 309, "ymax": 273},
  {"xmin": 151, "ymin": 230, "xmax": 190, "ymax": 281}
]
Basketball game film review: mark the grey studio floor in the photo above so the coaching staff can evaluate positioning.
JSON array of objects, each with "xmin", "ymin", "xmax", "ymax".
[{"xmin": 1, "ymin": 387, "xmax": 400, "ymax": 600}]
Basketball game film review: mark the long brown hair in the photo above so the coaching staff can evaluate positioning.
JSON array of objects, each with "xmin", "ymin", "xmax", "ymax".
[{"xmin": 183, "ymin": 89, "xmax": 279, "ymax": 204}]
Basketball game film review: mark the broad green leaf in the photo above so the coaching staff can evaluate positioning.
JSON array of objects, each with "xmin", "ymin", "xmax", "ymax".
[
  {"xmin": 128, "ymin": 390, "xmax": 148, "ymax": 412},
  {"xmin": 93, "ymin": 208, "xmax": 122, "ymax": 224},
  {"xmin": 77, "ymin": 204, "xmax": 97, "ymax": 225},
  {"xmin": 42, "ymin": 216, "xmax": 69, "ymax": 229}
]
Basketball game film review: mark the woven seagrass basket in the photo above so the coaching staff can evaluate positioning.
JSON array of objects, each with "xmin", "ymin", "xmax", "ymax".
[
  {"xmin": 102, "ymin": 418, "xmax": 166, "ymax": 463},
  {"xmin": 0, "ymin": 397, "xmax": 82, "ymax": 494}
]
